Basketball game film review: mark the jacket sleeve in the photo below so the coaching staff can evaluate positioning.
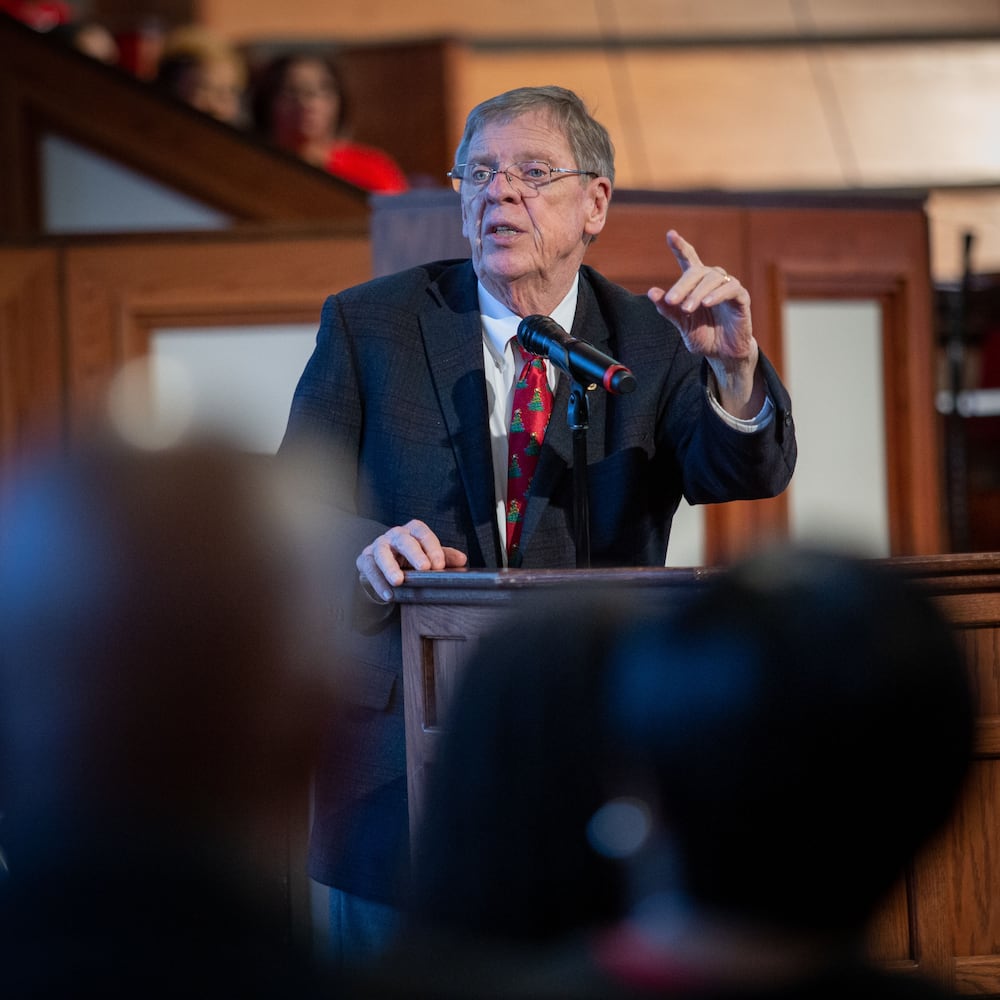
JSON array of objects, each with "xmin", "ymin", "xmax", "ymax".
[
  {"xmin": 278, "ymin": 293, "xmax": 401, "ymax": 710},
  {"xmin": 677, "ymin": 350, "xmax": 796, "ymax": 505}
]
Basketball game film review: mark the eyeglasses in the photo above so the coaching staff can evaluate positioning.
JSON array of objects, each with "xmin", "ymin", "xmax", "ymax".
[{"xmin": 447, "ymin": 160, "xmax": 598, "ymax": 195}]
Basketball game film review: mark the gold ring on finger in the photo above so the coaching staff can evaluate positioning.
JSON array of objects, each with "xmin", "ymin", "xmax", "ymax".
[{"xmin": 714, "ymin": 266, "xmax": 732, "ymax": 282}]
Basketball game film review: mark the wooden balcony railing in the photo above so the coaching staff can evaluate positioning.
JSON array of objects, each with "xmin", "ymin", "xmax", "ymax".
[{"xmin": 0, "ymin": 12, "xmax": 382, "ymax": 237}]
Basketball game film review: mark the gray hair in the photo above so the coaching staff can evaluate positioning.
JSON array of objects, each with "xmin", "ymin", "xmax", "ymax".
[{"xmin": 454, "ymin": 86, "xmax": 616, "ymax": 187}]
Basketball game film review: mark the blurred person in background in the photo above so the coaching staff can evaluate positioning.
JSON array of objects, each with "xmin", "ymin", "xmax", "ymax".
[
  {"xmin": 154, "ymin": 25, "xmax": 249, "ymax": 127},
  {"xmin": 251, "ymin": 51, "xmax": 409, "ymax": 193},
  {"xmin": 0, "ymin": 0, "xmax": 71, "ymax": 31},
  {"xmin": 0, "ymin": 432, "xmax": 347, "ymax": 997}
]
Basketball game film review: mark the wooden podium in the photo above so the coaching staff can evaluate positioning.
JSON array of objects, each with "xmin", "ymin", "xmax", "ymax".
[
  {"xmin": 393, "ymin": 555, "xmax": 1000, "ymax": 995},
  {"xmin": 392, "ymin": 566, "xmax": 708, "ymax": 830}
]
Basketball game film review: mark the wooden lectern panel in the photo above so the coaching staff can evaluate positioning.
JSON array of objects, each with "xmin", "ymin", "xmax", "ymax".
[
  {"xmin": 930, "ymin": 573, "xmax": 1000, "ymax": 995},
  {"xmin": 396, "ymin": 566, "xmax": 706, "ymax": 835},
  {"xmin": 401, "ymin": 602, "xmax": 501, "ymax": 836}
]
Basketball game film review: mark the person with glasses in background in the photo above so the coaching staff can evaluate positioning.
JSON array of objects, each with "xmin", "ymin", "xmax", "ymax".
[
  {"xmin": 251, "ymin": 51, "xmax": 409, "ymax": 193},
  {"xmin": 278, "ymin": 85, "xmax": 797, "ymax": 969}
]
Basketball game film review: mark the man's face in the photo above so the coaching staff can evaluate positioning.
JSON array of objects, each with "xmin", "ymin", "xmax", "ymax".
[{"xmin": 459, "ymin": 111, "xmax": 610, "ymax": 313}]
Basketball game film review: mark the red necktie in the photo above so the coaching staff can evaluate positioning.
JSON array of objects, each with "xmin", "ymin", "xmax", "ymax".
[{"xmin": 506, "ymin": 342, "xmax": 553, "ymax": 558}]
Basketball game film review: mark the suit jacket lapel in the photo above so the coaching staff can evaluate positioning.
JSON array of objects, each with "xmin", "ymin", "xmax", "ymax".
[{"xmin": 420, "ymin": 262, "xmax": 503, "ymax": 567}]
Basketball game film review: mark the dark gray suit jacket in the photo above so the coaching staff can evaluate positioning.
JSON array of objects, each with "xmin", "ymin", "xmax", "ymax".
[{"xmin": 279, "ymin": 259, "xmax": 796, "ymax": 901}]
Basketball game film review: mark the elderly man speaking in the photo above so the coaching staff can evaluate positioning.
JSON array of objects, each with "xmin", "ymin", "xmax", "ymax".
[{"xmin": 279, "ymin": 84, "xmax": 797, "ymax": 966}]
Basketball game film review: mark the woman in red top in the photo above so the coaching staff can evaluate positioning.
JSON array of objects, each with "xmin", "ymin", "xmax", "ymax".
[
  {"xmin": 252, "ymin": 52, "xmax": 409, "ymax": 194},
  {"xmin": 0, "ymin": 0, "xmax": 72, "ymax": 32}
]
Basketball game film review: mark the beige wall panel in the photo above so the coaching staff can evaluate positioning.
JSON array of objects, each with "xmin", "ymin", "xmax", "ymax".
[
  {"xmin": 822, "ymin": 42, "xmax": 1000, "ymax": 186},
  {"xmin": 457, "ymin": 42, "xmax": 1000, "ymax": 193},
  {"xmin": 457, "ymin": 48, "xmax": 845, "ymax": 190},
  {"xmin": 604, "ymin": 0, "xmax": 800, "ymax": 37},
  {"xmin": 614, "ymin": 48, "xmax": 845, "ymax": 189}
]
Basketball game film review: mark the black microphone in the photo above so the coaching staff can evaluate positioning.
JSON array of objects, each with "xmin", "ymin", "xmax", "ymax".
[{"xmin": 517, "ymin": 315, "xmax": 636, "ymax": 395}]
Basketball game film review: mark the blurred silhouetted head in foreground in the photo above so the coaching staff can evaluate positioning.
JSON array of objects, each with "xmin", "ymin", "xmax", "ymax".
[
  {"xmin": 603, "ymin": 546, "xmax": 974, "ymax": 935},
  {"xmin": 0, "ymin": 435, "xmax": 338, "ymax": 876},
  {"xmin": 0, "ymin": 434, "xmax": 346, "ymax": 994},
  {"xmin": 406, "ymin": 546, "xmax": 974, "ymax": 952}
]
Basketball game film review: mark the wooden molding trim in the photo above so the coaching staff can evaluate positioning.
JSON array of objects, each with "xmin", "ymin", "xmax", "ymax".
[
  {"xmin": 0, "ymin": 248, "xmax": 64, "ymax": 473},
  {"xmin": 745, "ymin": 205, "xmax": 942, "ymax": 557},
  {"xmin": 60, "ymin": 233, "xmax": 372, "ymax": 435},
  {"xmin": 776, "ymin": 262, "xmax": 942, "ymax": 554}
]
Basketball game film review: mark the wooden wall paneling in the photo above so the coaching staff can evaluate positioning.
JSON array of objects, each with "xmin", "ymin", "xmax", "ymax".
[
  {"xmin": 866, "ymin": 876, "xmax": 915, "ymax": 969},
  {"xmin": 933, "ymin": 579, "xmax": 1000, "ymax": 993},
  {"xmin": 337, "ymin": 39, "xmax": 466, "ymax": 186},
  {"xmin": 821, "ymin": 555, "xmax": 986, "ymax": 993},
  {"xmin": 948, "ymin": 761, "xmax": 1000, "ymax": 994},
  {"xmin": 0, "ymin": 71, "xmax": 43, "ymax": 237},
  {"xmin": 743, "ymin": 202, "xmax": 943, "ymax": 556},
  {"xmin": 869, "ymin": 818, "xmax": 962, "ymax": 986},
  {"xmin": 586, "ymin": 197, "xmax": 747, "ymax": 296},
  {"xmin": 0, "ymin": 247, "xmax": 64, "ymax": 479},
  {"xmin": 61, "ymin": 231, "xmax": 372, "ymax": 436},
  {"xmin": 862, "ymin": 554, "xmax": 1000, "ymax": 993}
]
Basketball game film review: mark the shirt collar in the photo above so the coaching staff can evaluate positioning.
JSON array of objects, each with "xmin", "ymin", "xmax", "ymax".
[{"xmin": 479, "ymin": 276, "xmax": 581, "ymax": 366}]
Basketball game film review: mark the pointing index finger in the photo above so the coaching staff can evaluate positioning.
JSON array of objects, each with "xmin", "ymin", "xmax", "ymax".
[{"xmin": 667, "ymin": 229, "xmax": 704, "ymax": 273}]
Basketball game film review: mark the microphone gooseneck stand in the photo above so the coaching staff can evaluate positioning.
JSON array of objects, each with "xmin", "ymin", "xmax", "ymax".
[
  {"xmin": 568, "ymin": 378, "xmax": 592, "ymax": 569},
  {"xmin": 516, "ymin": 314, "xmax": 637, "ymax": 570}
]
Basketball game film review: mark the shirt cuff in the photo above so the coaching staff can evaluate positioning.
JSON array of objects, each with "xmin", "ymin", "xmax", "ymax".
[{"xmin": 707, "ymin": 388, "xmax": 775, "ymax": 433}]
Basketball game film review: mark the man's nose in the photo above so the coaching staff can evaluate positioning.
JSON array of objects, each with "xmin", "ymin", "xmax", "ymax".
[{"xmin": 486, "ymin": 167, "xmax": 519, "ymax": 198}]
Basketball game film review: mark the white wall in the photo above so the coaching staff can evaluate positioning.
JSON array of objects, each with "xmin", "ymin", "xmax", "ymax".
[
  {"xmin": 147, "ymin": 324, "xmax": 318, "ymax": 452},
  {"xmin": 42, "ymin": 134, "xmax": 230, "ymax": 233},
  {"xmin": 783, "ymin": 299, "xmax": 890, "ymax": 556}
]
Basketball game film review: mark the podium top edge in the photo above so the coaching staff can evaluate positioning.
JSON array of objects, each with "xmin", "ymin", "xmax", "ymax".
[
  {"xmin": 392, "ymin": 566, "xmax": 712, "ymax": 601},
  {"xmin": 391, "ymin": 554, "xmax": 1000, "ymax": 602}
]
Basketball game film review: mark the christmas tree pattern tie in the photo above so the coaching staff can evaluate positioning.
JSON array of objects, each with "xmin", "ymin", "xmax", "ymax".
[{"xmin": 506, "ymin": 342, "xmax": 553, "ymax": 558}]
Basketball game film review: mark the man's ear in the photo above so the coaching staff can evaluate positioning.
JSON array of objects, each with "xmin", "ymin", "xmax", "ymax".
[{"xmin": 584, "ymin": 177, "xmax": 612, "ymax": 241}]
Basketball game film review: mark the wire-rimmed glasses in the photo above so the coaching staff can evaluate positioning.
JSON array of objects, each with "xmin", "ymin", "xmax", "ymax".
[{"xmin": 447, "ymin": 160, "xmax": 598, "ymax": 196}]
